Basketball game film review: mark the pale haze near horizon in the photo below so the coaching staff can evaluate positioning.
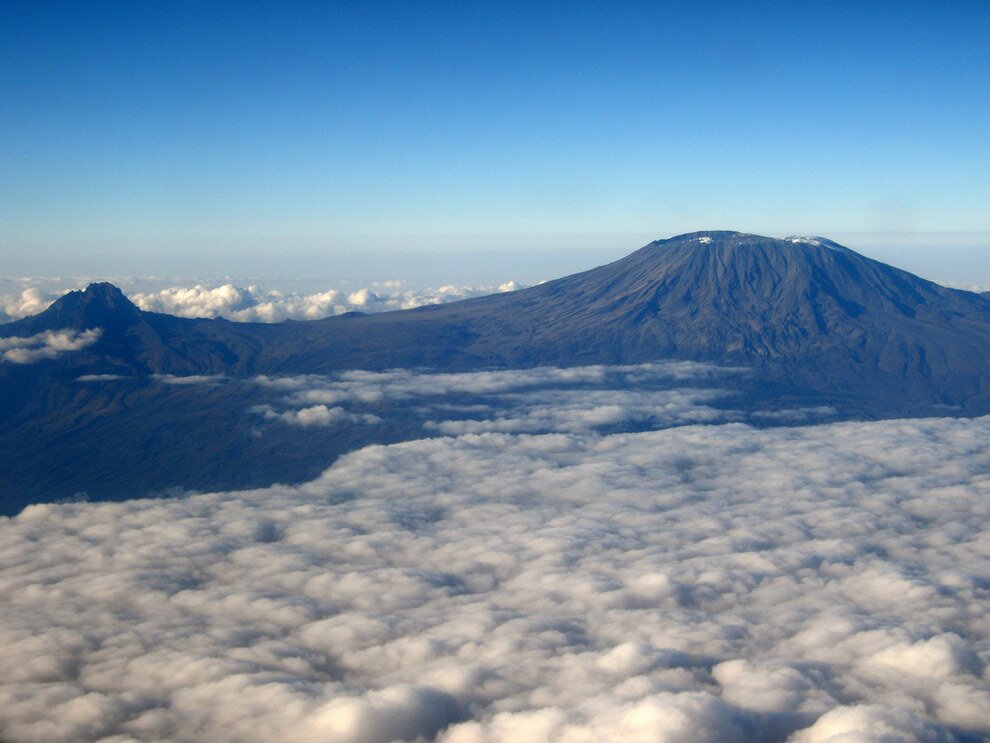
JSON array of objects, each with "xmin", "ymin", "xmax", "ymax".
[{"xmin": 4, "ymin": 231, "xmax": 989, "ymax": 295}]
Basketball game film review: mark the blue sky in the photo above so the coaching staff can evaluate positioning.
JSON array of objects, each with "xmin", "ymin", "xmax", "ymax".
[{"xmin": 2, "ymin": 1, "xmax": 988, "ymax": 276}]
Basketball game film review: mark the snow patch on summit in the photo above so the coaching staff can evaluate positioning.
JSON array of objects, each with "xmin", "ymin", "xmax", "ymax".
[{"xmin": 786, "ymin": 236, "xmax": 827, "ymax": 248}]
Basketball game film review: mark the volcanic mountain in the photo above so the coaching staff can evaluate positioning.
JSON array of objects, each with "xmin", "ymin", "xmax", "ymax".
[
  {"xmin": 267, "ymin": 231, "xmax": 990, "ymax": 411},
  {"xmin": 3, "ymin": 231, "xmax": 990, "ymax": 511}
]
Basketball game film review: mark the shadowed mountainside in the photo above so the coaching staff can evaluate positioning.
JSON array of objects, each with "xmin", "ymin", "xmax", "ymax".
[{"xmin": 3, "ymin": 231, "xmax": 990, "ymax": 512}]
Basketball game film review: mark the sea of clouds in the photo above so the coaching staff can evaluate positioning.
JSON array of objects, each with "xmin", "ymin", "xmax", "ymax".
[
  {"xmin": 0, "ymin": 279, "xmax": 524, "ymax": 323},
  {"xmin": 1, "ymin": 365, "xmax": 988, "ymax": 742}
]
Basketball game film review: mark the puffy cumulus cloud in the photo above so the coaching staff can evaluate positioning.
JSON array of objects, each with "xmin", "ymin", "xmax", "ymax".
[
  {"xmin": 0, "ymin": 287, "xmax": 69, "ymax": 322},
  {"xmin": 0, "ymin": 280, "xmax": 525, "ymax": 323},
  {"xmin": 125, "ymin": 281, "xmax": 524, "ymax": 322},
  {"xmin": 308, "ymin": 686, "xmax": 463, "ymax": 742},
  {"xmin": 1, "ymin": 416, "xmax": 990, "ymax": 741},
  {"xmin": 787, "ymin": 704, "xmax": 954, "ymax": 743},
  {"xmin": 0, "ymin": 328, "xmax": 101, "ymax": 364},
  {"xmin": 441, "ymin": 693, "xmax": 753, "ymax": 743},
  {"xmin": 254, "ymin": 362, "xmax": 743, "ymax": 432}
]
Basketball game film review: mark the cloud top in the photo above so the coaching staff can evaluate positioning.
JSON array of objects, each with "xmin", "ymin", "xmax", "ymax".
[
  {"xmin": 1, "ymin": 413, "xmax": 988, "ymax": 741},
  {"xmin": 0, "ymin": 280, "xmax": 525, "ymax": 324},
  {"xmin": 130, "ymin": 282, "xmax": 524, "ymax": 321},
  {"xmin": 0, "ymin": 287, "xmax": 69, "ymax": 321}
]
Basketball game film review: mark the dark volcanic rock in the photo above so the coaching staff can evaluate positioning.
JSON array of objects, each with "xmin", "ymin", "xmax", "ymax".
[
  {"xmin": 3, "ymin": 231, "xmax": 990, "ymax": 513},
  {"xmin": 33, "ymin": 282, "xmax": 142, "ymax": 332}
]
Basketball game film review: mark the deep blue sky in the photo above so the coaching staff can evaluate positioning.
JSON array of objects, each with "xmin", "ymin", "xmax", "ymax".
[{"xmin": 2, "ymin": 1, "xmax": 989, "ymax": 276}]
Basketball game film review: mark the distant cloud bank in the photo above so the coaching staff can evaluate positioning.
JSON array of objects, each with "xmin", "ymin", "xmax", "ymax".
[
  {"xmin": 5, "ymin": 273, "xmax": 990, "ymax": 325},
  {"xmin": 0, "ymin": 280, "xmax": 525, "ymax": 323},
  {"xmin": 0, "ymin": 287, "xmax": 63, "ymax": 321},
  {"xmin": 129, "ymin": 281, "xmax": 525, "ymax": 321},
  {"xmin": 1, "ymin": 412, "xmax": 988, "ymax": 741}
]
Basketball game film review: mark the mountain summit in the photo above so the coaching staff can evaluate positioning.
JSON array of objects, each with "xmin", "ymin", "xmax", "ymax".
[
  {"xmin": 13, "ymin": 282, "xmax": 142, "ymax": 335},
  {"xmin": 460, "ymin": 230, "xmax": 987, "ymax": 368}
]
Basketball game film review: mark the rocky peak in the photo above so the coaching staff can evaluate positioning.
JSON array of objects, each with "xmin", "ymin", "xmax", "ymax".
[{"xmin": 38, "ymin": 282, "xmax": 142, "ymax": 331}]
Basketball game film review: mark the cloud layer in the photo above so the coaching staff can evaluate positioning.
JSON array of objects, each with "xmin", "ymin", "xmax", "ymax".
[
  {"xmin": 0, "ymin": 287, "xmax": 67, "ymax": 322},
  {"xmin": 0, "ymin": 329, "xmax": 101, "ymax": 364},
  {"xmin": 1, "ymin": 413, "xmax": 988, "ymax": 742},
  {"xmin": 251, "ymin": 362, "xmax": 747, "ymax": 434},
  {"xmin": 0, "ymin": 281, "xmax": 524, "ymax": 323}
]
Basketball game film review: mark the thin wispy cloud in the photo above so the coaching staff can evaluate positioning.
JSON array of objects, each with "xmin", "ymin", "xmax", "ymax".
[
  {"xmin": 421, "ymin": 387, "xmax": 731, "ymax": 434},
  {"xmin": 253, "ymin": 404, "xmax": 383, "ymax": 428},
  {"xmin": 252, "ymin": 363, "xmax": 747, "ymax": 433},
  {"xmin": 0, "ymin": 328, "xmax": 101, "ymax": 364},
  {"xmin": 151, "ymin": 373, "xmax": 227, "ymax": 386}
]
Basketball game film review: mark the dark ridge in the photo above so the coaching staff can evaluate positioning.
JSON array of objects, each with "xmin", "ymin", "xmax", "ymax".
[{"xmin": 8, "ymin": 282, "xmax": 142, "ymax": 335}]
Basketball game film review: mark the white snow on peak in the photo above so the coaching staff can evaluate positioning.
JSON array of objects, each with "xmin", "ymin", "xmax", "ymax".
[
  {"xmin": 784, "ymin": 236, "xmax": 843, "ymax": 251},
  {"xmin": 786, "ymin": 236, "xmax": 823, "ymax": 246},
  {"xmin": 698, "ymin": 236, "xmax": 712, "ymax": 244}
]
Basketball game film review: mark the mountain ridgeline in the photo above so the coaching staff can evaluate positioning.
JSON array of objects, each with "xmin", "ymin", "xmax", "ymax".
[
  {"xmin": 3, "ymin": 231, "xmax": 990, "ymax": 511},
  {"xmin": 10, "ymin": 231, "xmax": 990, "ymax": 409}
]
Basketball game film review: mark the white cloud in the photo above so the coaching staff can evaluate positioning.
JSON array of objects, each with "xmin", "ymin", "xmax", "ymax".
[
  {"xmin": 0, "ymin": 279, "xmax": 524, "ymax": 324},
  {"xmin": 0, "ymin": 328, "xmax": 101, "ymax": 364},
  {"xmin": 63, "ymin": 362, "xmax": 743, "ymax": 435},
  {"xmin": 253, "ymin": 403, "xmax": 382, "ymax": 428},
  {"xmin": 1, "ymin": 413, "xmax": 988, "ymax": 741},
  {"xmin": 422, "ymin": 387, "xmax": 731, "ymax": 434},
  {"xmin": 151, "ymin": 373, "xmax": 226, "ymax": 385},
  {"xmin": 788, "ymin": 704, "xmax": 952, "ymax": 743},
  {"xmin": 126, "ymin": 281, "xmax": 523, "ymax": 322},
  {"xmin": 253, "ymin": 362, "xmax": 743, "ymax": 431},
  {"xmin": 0, "ymin": 287, "xmax": 69, "ymax": 322}
]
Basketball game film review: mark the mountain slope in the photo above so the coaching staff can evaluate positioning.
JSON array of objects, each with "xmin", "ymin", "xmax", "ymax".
[
  {"xmin": 245, "ymin": 231, "xmax": 990, "ymax": 412},
  {"xmin": 4, "ymin": 231, "xmax": 990, "ymax": 512}
]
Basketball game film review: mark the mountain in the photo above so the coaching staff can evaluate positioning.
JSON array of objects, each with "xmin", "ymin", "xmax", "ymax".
[
  {"xmin": 19, "ymin": 282, "xmax": 142, "ymax": 331},
  {"xmin": 4, "ymin": 231, "xmax": 990, "ymax": 512},
  {"xmin": 262, "ymin": 231, "xmax": 990, "ymax": 410}
]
